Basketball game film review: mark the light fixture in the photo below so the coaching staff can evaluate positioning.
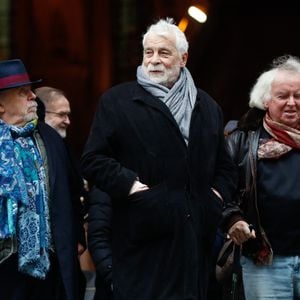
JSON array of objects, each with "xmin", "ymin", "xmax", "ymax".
[
  {"xmin": 188, "ymin": 6, "xmax": 207, "ymax": 23},
  {"xmin": 178, "ymin": 17, "xmax": 189, "ymax": 32}
]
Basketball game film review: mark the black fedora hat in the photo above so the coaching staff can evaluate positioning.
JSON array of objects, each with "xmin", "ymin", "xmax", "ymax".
[{"xmin": 0, "ymin": 59, "xmax": 42, "ymax": 92}]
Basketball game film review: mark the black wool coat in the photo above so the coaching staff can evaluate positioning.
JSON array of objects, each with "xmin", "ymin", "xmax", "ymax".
[
  {"xmin": 38, "ymin": 122, "xmax": 83, "ymax": 300},
  {"xmin": 81, "ymin": 82, "xmax": 237, "ymax": 300}
]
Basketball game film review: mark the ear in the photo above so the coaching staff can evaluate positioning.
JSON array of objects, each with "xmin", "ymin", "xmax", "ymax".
[
  {"xmin": 180, "ymin": 53, "xmax": 188, "ymax": 67},
  {"xmin": 0, "ymin": 102, "xmax": 5, "ymax": 113},
  {"xmin": 263, "ymin": 100, "xmax": 269, "ymax": 110}
]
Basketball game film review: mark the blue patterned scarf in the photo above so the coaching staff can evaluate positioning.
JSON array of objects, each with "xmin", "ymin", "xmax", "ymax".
[{"xmin": 0, "ymin": 119, "xmax": 51, "ymax": 279}]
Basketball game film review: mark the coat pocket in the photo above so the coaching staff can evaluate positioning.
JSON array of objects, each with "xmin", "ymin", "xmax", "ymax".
[{"xmin": 127, "ymin": 183, "xmax": 174, "ymax": 242}]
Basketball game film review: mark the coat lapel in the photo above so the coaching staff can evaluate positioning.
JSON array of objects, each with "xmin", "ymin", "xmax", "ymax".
[
  {"xmin": 37, "ymin": 123, "xmax": 56, "ymax": 193},
  {"xmin": 131, "ymin": 83, "xmax": 202, "ymax": 149},
  {"xmin": 132, "ymin": 84, "xmax": 179, "ymax": 129}
]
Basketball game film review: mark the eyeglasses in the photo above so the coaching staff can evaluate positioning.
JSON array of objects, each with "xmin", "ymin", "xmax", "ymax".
[{"xmin": 46, "ymin": 111, "xmax": 71, "ymax": 119}]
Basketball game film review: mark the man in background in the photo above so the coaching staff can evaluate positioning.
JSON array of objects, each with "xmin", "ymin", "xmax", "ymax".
[
  {"xmin": 35, "ymin": 86, "xmax": 71, "ymax": 138},
  {"xmin": 35, "ymin": 86, "xmax": 88, "ymax": 299}
]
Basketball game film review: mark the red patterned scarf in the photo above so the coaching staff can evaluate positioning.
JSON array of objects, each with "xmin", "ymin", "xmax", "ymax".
[{"xmin": 258, "ymin": 113, "xmax": 300, "ymax": 159}]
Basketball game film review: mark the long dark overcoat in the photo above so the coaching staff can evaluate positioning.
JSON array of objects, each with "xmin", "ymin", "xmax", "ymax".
[
  {"xmin": 81, "ymin": 82, "xmax": 237, "ymax": 300},
  {"xmin": 38, "ymin": 122, "xmax": 82, "ymax": 300}
]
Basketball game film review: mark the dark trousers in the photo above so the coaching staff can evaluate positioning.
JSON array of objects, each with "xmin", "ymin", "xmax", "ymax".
[{"xmin": 0, "ymin": 253, "xmax": 66, "ymax": 300}]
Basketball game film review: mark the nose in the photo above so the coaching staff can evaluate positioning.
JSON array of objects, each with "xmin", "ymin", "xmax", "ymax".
[
  {"xmin": 29, "ymin": 90, "xmax": 36, "ymax": 100},
  {"xmin": 287, "ymin": 96, "xmax": 296, "ymax": 105},
  {"xmin": 64, "ymin": 115, "xmax": 71, "ymax": 125},
  {"xmin": 150, "ymin": 52, "xmax": 161, "ymax": 64}
]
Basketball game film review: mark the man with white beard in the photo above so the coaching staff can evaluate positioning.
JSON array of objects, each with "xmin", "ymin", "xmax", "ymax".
[
  {"xmin": 35, "ymin": 86, "xmax": 88, "ymax": 299},
  {"xmin": 35, "ymin": 86, "xmax": 71, "ymax": 138},
  {"xmin": 81, "ymin": 18, "xmax": 237, "ymax": 300}
]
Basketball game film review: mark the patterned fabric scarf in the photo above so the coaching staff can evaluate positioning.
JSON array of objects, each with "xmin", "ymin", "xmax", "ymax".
[
  {"xmin": 258, "ymin": 113, "xmax": 300, "ymax": 159},
  {"xmin": 0, "ymin": 119, "xmax": 51, "ymax": 279},
  {"xmin": 137, "ymin": 66, "xmax": 197, "ymax": 144}
]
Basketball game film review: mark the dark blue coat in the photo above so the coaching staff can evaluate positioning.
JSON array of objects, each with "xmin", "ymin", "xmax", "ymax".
[{"xmin": 81, "ymin": 82, "xmax": 237, "ymax": 300}]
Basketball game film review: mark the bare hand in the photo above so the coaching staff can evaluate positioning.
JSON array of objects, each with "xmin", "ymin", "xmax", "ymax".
[
  {"xmin": 77, "ymin": 243, "xmax": 86, "ymax": 256},
  {"xmin": 228, "ymin": 220, "xmax": 256, "ymax": 246}
]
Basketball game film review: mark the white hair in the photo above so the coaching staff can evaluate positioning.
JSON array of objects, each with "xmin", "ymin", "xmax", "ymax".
[
  {"xmin": 142, "ymin": 18, "xmax": 189, "ymax": 55},
  {"xmin": 249, "ymin": 55, "xmax": 300, "ymax": 110}
]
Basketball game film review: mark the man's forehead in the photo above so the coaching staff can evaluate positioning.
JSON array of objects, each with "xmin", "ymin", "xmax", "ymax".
[
  {"xmin": 144, "ymin": 32, "xmax": 176, "ymax": 45},
  {"xmin": 0, "ymin": 85, "xmax": 29, "ymax": 100},
  {"xmin": 52, "ymin": 96, "xmax": 69, "ymax": 105},
  {"xmin": 49, "ymin": 96, "xmax": 70, "ymax": 110},
  {"xmin": 3, "ymin": 84, "xmax": 31, "ymax": 93},
  {"xmin": 272, "ymin": 72, "xmax": 300, "ymax": 87}
]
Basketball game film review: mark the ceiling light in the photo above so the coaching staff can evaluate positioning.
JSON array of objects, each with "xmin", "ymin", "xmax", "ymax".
[{"xmin": 188, "ymin": 6, "xmax": 207, "ymax": 23}]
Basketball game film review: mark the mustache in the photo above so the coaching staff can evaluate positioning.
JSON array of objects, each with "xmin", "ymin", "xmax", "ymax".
[
  {"xmin": 147, "ymin": 65, "xmax": 164, "ymax": 72},
  {"xmin": 28, "ymin": 102, "xmax": 38, "ymax": 109}
]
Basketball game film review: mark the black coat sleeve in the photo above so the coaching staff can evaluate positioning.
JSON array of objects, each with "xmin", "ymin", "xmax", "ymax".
[
  {"xmin": 66, "ymin": 145, "xmax": 87, "ymax": 249},
  {"xmin": 221, "ymin": 130, "xmax": 247, "ymax": 230},
  {"xmin": 81, "ymin": 93, "xmax": 137, "ymax": 200},
  {"xmin": 87, "ymin": 187, "xmax": 112, "ymax": 283},
  {"xmin": 203, "ymin": 96, "xmax": 238, "ymax": 204}
]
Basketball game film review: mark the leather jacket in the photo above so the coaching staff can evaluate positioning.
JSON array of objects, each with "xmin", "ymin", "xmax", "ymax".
[{"xmin": 222, "ymin": 108, "xmax": 273, "ymax": 265}]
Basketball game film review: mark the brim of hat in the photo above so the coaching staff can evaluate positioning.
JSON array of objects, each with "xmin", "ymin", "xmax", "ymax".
[{"xmin": 0, "ymin": 79, "xmax": 42, "ymax": 92}]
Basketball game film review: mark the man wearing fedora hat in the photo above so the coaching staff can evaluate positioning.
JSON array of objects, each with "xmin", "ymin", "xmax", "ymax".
[{"xmin": 0, "ymin": 59, "xmax": 84, "ymax": 299}]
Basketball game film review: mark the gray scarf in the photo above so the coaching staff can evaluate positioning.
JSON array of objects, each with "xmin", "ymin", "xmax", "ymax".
[{"xmin": 137, "ymin": 66, "xmax": 197, "ymax": 144}]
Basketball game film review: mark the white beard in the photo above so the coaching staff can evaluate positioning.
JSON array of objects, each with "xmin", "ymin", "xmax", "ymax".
[{"xmin": 143, "ymin": 64, "xmax": 181, "ymax": 88}]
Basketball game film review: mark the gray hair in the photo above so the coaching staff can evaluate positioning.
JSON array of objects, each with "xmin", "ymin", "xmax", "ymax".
[
  {"xmin": 249, "ymin": 55, "xmax": 300, "ymax": 110},
  {"xmin": 142, "ymin": 17, "xmax": 189, "ymax": 55},
  {"xmin": 35, "ymin": 86, "xmax": 66, "ymax": 106}
]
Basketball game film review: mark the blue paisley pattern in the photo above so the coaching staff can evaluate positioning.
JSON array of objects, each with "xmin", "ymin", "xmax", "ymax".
[{"xmin": 0, "ymin": 119, "xmax": 51, "ymax": 279}]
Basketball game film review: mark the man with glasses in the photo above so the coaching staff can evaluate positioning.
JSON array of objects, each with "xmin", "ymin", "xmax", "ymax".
[
  {"xmin": 35, "ymin": 85, "xmax": 88, "ymax": 299},
  {"xmin": 35, "ymin": 86, "xmax": 71, "ymax": 138}
]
